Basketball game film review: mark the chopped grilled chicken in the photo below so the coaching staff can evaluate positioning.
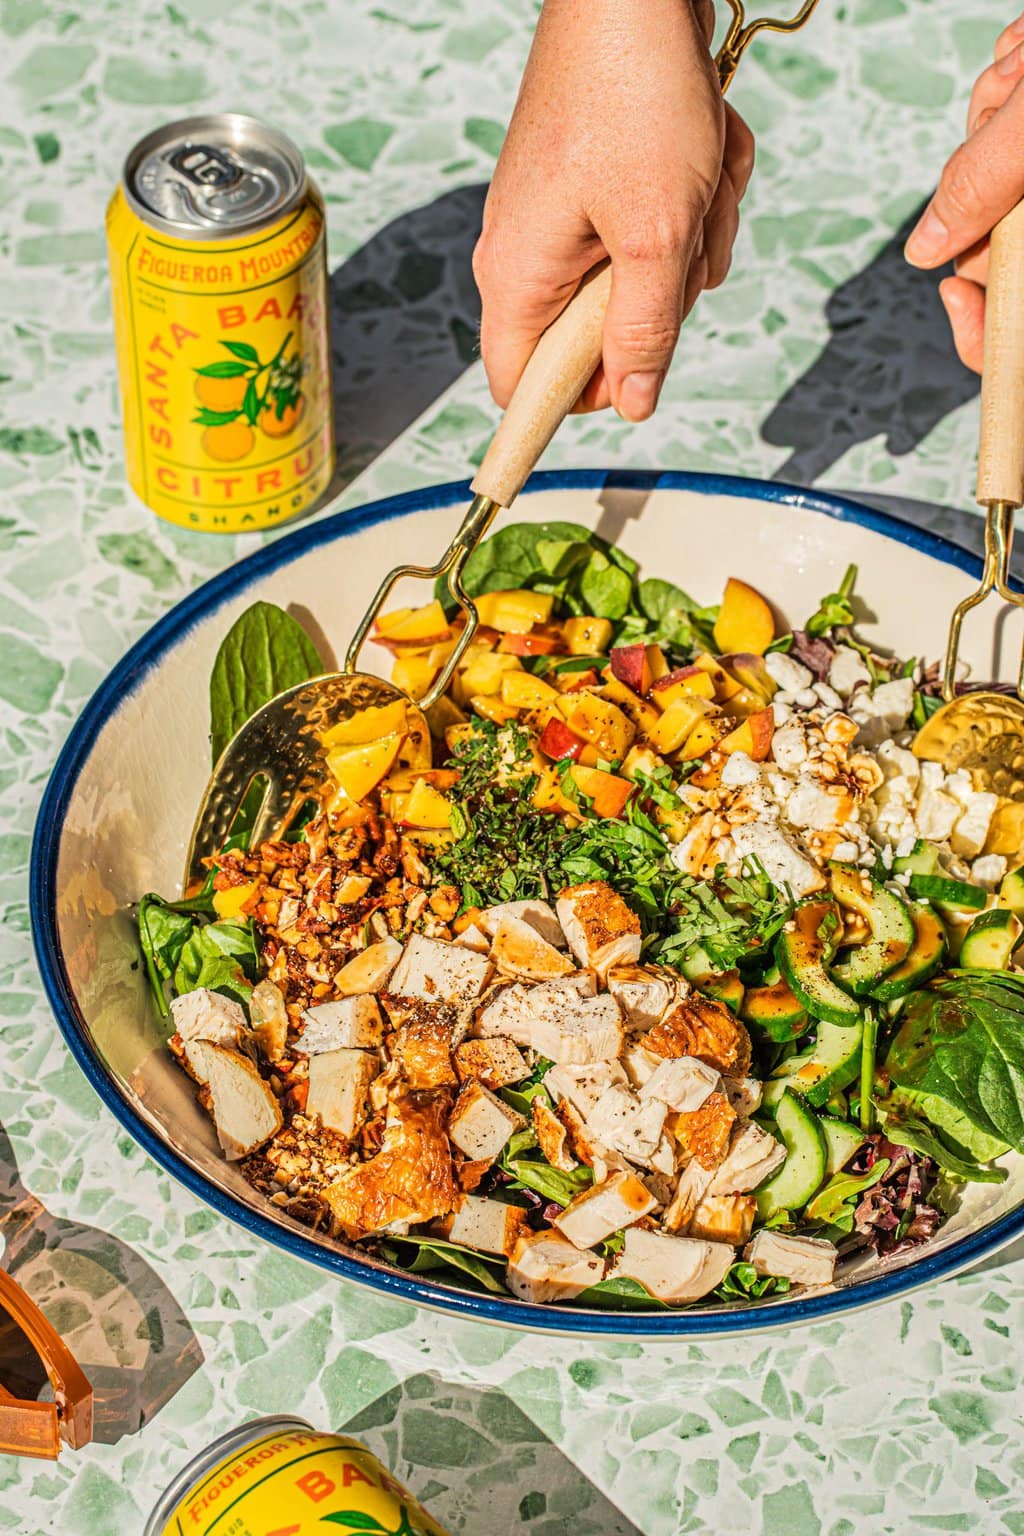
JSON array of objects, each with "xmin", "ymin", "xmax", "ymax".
[
  {"xmin": 453, "ymin": 1036, "xmax": 529, "ymax": 1089},
  {"xmin": 620, "ymin": 1043, "xmax": 662, "ymax": 1089},
  {"xmin": 646, "ymin": 994, "xmax": 753, "ymax": 1078},
  {"xmin": 438, "ymin": 1195, "xmax": 530, "ymax": 1257},
  {"xmin": 389, "ymin": 1004, "xmax": 458, "ymax": 1091},
  {"xmin": 334, "ymin": 936, "xmax": 404, "ymax": 995},
  {"xmin": 670, "ymin": 1092, "xmax": 736, "ymax": 1171},
  {"xmin": 554, "ymin": 1169, "xmax": 657, "ymax": 1250},
  {"xmin": 689, "ymin": 1193, "xmax": 756, "ymax": 1247},
  {"xmin": 708, "ymin": 1120, "xmax": 787, "ymax": 1194},
  {"xmin": 611, "ymin": 1227, "xmax": 734, "ymax": 1303},
  {"xmin": 478, "ymin": 899, "xmax": 566, "ymax": 948},
  {"xmin": 544, "ymin": 1061, "xmax": 629, "ymax": 1118},
  {"xmin": 170, "ymin": 989, "xmax": 248, "ymax": 1082},
  {"xmin": 587, "ymin": 1084, "xmax": 668, "ymax": 1168},
  {"xmin": 556, "ymin": 882, "xmax": 643, "ymax": 978},
  {"xmin": 606, "ymin": 965, "xmax": 676, "ymax": 1028},
  {"xmin": 640, "ymin": 1056, "xmax": 721, "ymax": 1113},
  {"xmin": 324, "ymin": 1093, "xmax": 456, "ymax": 1240},
  {"xmin": 744, "ymin": 1229, "xmax": 837, "ymax": 1287},
  {"xmin": 555, "ymin": 1100, "xmax": 626, "ymax": 1182},
  {"xmin": 388, "ymin": 933, "xmax": 491, "ymax": 1005},
  {"xmin": 475, "ymin": 974, "xmax": 595, "ymax": 1041},
  {"xmin": 249, "ymin": 979, "xmax": 289, "ymax": 1064},
  {"xmin": 722, "ymin": 1076, "xmax": 764, "ymax": 1117},
  {"xmin": 299, "ymin": 995, "xmax": 384, "ymax": 1052},
  {"xmin": 202, "ymin": 1045, "xmax": 283, "ymax": 1161},
  {"xmin": 453, "ymin": 923, "xmax": 491, "ymax": 953},
  {"xmin": 478, "ymin": 980, "xmax": 623, "ymax": 1064},
  {"xmin": 661, "ymin": 1160, "xmax": 715, "ymax": 1233},
  {"xmin": 490, "ymin": 914, "xmax": 575, "ymax": 981},
  {"xmin": 447, "ymin": 1081, "xmax": 525, "ymax": 1162},
  {"xmin": 506, "ymin": 1229, "xmax": 605, "ymax": 1303},
  {"xmin": 306, "ymin": 1048, "xmax": 379, "ymax": 1138},
  {"xmin": 532, "ymin": 1099, "xmax": 577, "ymax": 1172}
]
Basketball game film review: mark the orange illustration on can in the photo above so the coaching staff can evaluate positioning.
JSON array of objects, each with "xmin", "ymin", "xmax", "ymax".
[
  {"xmin": 107, "ymin": 115, "xmax": 334, "ymax": 534},
  {"xmin": 145, "ymin": 1418, "xmax": 452, "ymax": 1536}
]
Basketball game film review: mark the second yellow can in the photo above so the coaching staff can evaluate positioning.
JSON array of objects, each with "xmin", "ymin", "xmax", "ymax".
[{"xmin": 107, "ymin": 115, "xmax": 334, "ymax": 534}]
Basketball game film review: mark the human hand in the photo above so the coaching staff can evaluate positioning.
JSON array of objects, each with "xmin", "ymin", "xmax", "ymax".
[
  {"xmin": 473, "ymin": 0, "xmax": 754, "ymax": 422},
  {"xmin": 905, "ymin": 13, "xmax": 1024, "ymax": 371}
]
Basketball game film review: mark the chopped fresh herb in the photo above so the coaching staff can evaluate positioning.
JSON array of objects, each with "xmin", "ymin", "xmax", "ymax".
[{"xmin": 804, "ymin": 563, "xmax": 857, "ymax": 639}]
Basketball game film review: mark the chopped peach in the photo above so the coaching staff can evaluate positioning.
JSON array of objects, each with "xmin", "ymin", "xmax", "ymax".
[
  {"xmin": 718, "ymin": 707, "xmax": 775, "ymax": 761},
  {"xmin": 679, "ymin": 716, "xmax": 728, "ymax": 760},
  {"xmin": 385, "ymin": 768, "xmax": 460, "ymax": 793},
  {"xmin": 425, "ymin": 693, "xmax": 466, "ymax": 741},
  {"xmin": 538, "ymin": 717, "xmax": 588, "ymax": 762},
  {"xmin": 600, "ymin": 676, "xmax": 660, "ymax": 737},
  {"xmin": 457, "ymin": 651, "xmax": 521, "ymax": 701},
  {"xmin": 717, "ymin": 653, "xmax": 778, "ymax": 703},
  {"xmin": 390, "ymin": 653, "xmax": 437, "ymax": 700},
  {"xmin": 691, "ymin": 652, "xmax": 742, "ymax": 700},
  {"xmin": 557, "ymin": 667, "xmax": 601, "ymax": 694},
  {"xmin": 212, "ymin": 880, "xmax": 259, "ymax": 920},
  {"xmin": 374, "ymin": 599, "xmax": 452, "ymax": 651},
  {"xmin": 469, "ymin": 694, "xmax": 521, "ymax": 724},
  {"xmin": 645, "ymin": 644, "xmax": 671, "ymax": 684},
  {"xmin": 609, "ymin": 644, "xmax": 652, "ymax": 696},
  {"xmin": 652, "ymin": 667, "xmax": 716, "ymax": 708},
  {"xmin": 562, "ymin": 692, "xmax": 635, "ymax": 761},
  {"xmin": 713, "ymin": 579, "xmax": 776, "ymax": 657},
  {"xmin": 322, "ymin": 699, "xmax": 408, "ymax": 749},
  {"xmin": 563, "ymin": 616, "xmax": 614, "ymax": 655},
  {"xmin": 326, "ymin": 733, "xmax": 404, "ymax": 803},
  {"xmin": 399, "ymin": 779, "xmax": 453, "ymax": 830},
  {"xmin": 500, "ymin": 670, "xmax": 561, "ymax": 711},
  {"xmin": 648, "ymin": 696, "xmax": 717, "ymax": 755},
  {"xmin": 532, "ymin": 766, "xmax": 580, "ymax": 816},
  {"xmin": 571, "ymin": 765, "xmax": 633, "ymax": 818},
  {"xmin": 620, "ymin": 744, "xmax": 664, "ymax": 781},
  {"xmin": 498, "ymin": 628, "xmax": 565, "ymax": 657},
  {"xmin": 475, "ymin": 590, "xmax": 554, "ymax": 633}
]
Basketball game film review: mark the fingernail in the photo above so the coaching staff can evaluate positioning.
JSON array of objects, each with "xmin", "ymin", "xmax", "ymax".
[
  {"xmin": 618, "ymin": 372, "xmax": 664, "ymax": 423},
  {"xmin": 905, "ymin": 205, "xmax": 950, "ymax": 266},
  {"xmin": 997, "ymin": 40, "xmax": 1023, "ymax": 73}
]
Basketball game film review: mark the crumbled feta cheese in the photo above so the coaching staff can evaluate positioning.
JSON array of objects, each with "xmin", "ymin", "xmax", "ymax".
[
  {"xmin": 720, "ymin": 751, "xmax": 762, "ymax": 788},
  {"xmin": 871, "ymin": 678, "xmax": 915, "ymax": 732},
  {"xmin": 765, "ymin": 652, "xmax": 813, "ymax": 693},
  {"xmin": 950, "ymin": 792, "xmax": 998, "ymax": 860},
  {"xmin": 875, "ymin": 739, "xmax": 920, "ymax": 785},
  {"xmin": 813, "ymin": 681, "xmax": 844, "ymax": 712},
  {"xmin": 730, "ymin": 821, "xmax": 825, "ymax": 897},
  {"xmin": 915, "ymin": 788, "xmax": 961, "ymax": 843},
  {"xmin": 828, "ymin": 646, "xmax": 871, "ymax": 699},
  {"xmin": 771, "ymin": 701, "xmax": 793, "ymax": 727},
  {"xmin": 771, "ymin": 722, "xmax": 811, "ymax": 774},
  {"xmin": 971, "ymin": 853, "xmax": 1007, "ymax": 888}
]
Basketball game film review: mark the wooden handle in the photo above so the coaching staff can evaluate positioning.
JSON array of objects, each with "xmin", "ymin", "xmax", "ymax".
[
  {"xmin": 471, "ymin": 263, "xmax": 612, "ymax": 508},
  {"xmin": 977, "ymin": 200, "xmax": 1024, "ymax": 507},
  {"xmin": 0, "ymin": 1268, "xmax": 93, "ymax": 1458}
]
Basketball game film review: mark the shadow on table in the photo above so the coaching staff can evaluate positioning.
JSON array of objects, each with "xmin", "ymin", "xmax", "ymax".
[
  {"xmin": 326, "ymin": 183, "xmax": 487, "ymax": 495},
  {"xmin": 0, "ymin": 1121, "xmax": 203, "ymax": 1445},
  {"xmin": 762, "ymin": 201, "xmax": 979, "ymax": 488},
  {"xmin": 341, "ymin": 1375, "xmax": 643, "ymax": 1536}
]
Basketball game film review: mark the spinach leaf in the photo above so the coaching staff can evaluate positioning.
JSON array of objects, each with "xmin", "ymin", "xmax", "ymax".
[
  {"xmin": 885, "ymin": 970, "xmax": 1024, "ymax": 1156},
  {"xmin": 137, "ymin": 894, "xmax": 199, "ymax": 1018},
  {"xmin": 877, "ymin": 1101, "xmax": 1008, "ymax": 1184},
  {"xmin": 579, "ymin": 551, "xmax": 633, "ymax": 619},
  {"xmin": 638, "ymin": 578, "xmax": 718, "ymax": 653},
  {"xmin": 576, "ymin": 1276, "xmax": 670, "ymax": 1310},
  {"xmin": 209, "ymin": 600, "xmax": 323, "ymax": 763},
  {"xmin": 452, "ymin": 521, "xmax": 597, "ymax": 605},
  {"xmin": 173, "ymin": 917, "xmax": 259, "ymax": 1006},
  {"xmin": 379, "ymin": 1235, "xmax": 510, "ymax": 1294}
]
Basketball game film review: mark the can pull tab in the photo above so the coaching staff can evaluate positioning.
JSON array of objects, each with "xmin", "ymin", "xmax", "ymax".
[{"xmin": 168, "ymin": 142, "xmax": 243, "ymax": 190}]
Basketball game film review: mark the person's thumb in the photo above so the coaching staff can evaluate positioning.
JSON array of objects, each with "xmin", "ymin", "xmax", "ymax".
[{"xmin": 600, "ymin": 232, "xmax": 692, "ymax": 422}]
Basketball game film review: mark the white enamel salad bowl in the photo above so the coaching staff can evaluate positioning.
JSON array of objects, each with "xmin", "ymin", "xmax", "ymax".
[{"xmin": 31, "ymin": 471, "xmax": 1024, "ymax": 1336}]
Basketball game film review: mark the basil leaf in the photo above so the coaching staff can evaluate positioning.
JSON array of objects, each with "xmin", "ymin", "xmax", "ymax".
[
  {"xmin": 885, "ymin": 971, "xmax": 1024, "ymax": 1155},
  {"xmin": 209, "ymin": 601, "xmax": 323, "ymax": 763}
]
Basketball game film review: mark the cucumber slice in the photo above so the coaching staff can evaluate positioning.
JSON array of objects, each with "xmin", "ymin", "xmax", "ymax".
[
  {"xmin": 960, "ymin": 908, "xmax": 1023, "ymax": 970},
  {"xmin": 820, "ymin": 1117, "xmax": 866, "ymax": 1176},
  {"xmin": 777, "ymin": 899, "xmax": 860, "ymax": 1026},
  {"xmin": 908, "ymin": 874, "xmax": 987, "ymax": 910},
  {"xmin": 762, "ymin": 1020, "xmax": 864, "ymax": 1110},
  {"xmin": 893, "ymin": 839, "xmax": 942, "ymax": 878},
  {"xmin": 999, "ymin": 865, "xmax": 1024, "ymax": 918},
  {"xmin": 755, "ymin": 1091, "xmax": 827, "ymax": 1218},
  {"xmin": 740, "ymin": 979, "xmax": 808, "ymax": 1041},
  {"xmin": 870, "ymin": 904, "xmax": 947, "ymax": 1001},
  {"xmin": 830, "ymin": 863, "xmax": 915, "ymax": 995}
]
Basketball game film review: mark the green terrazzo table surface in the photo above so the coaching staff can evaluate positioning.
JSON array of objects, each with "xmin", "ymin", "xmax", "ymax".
[{"xmin": 2, "ymin": 2, "xmax": 1023, "ymax": 1532}]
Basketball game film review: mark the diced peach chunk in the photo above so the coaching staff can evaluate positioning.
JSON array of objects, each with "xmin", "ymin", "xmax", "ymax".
[
  {"xmin": 475, "ymin": 590, "xmax": 554, "ymax": 633},
  {"xmin": 327, "ymin": 734, "xmax": 404, "ymax": 803},
  {"xmin": 571, "ymin": 765, "xmax": 633, "ymax": 819},
  {"xmin": 713, "ymin": 579, "xmax": 776, "ymax": 657},
  {"xmin": 390, "ymin": 653, "xmax": 437, "ymax": 700},
  {"xmin": 500, "ymin": 671, "xmax": 561, "ymax": 711},
  {"xmin": 563, "ymin": 617, "xmax": 614, "ymax": 655},
  {"xmin": 322, "ymin": 699, "xmax": 408, "ymax": 748},
  {"xmin": 609, "ymin": 644, "xmax": 651, "ymax": 696},
  {"xmin": 718, "ymin": 707, "xmax": 775, "ymax": 761},
  {"xmin": 562, "ymin": 693, "xmax": 635, "ymax": 761},
  {"xmin": 648, "ymin": 697, "xmax": 717, "ymax": 755}
]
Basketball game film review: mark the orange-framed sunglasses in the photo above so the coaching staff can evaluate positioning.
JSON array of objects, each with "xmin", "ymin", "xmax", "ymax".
[{"xmin": 0, "ymin": 1268, "xmax": 93, "ymax": 1459}]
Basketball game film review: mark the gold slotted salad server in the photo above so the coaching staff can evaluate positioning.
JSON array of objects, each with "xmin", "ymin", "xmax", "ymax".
[
  {"xmin": 184, "ymin": 0, "xmax": 824, "ymax": 893},
  {"xmin": 913, "ymin": 201, "xmax": 1024, "ymax": 857}
]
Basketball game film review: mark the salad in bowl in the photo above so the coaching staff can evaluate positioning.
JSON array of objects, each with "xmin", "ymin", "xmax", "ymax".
[{"xmin": 137, "ymin": 517, "xmax": 1024, "ymax": 1313}]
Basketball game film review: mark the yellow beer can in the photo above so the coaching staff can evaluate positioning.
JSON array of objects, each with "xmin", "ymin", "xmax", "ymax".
[
  {"xmin": 145, "ymin": 1416, "xmax": 452, "ymax": 1536},
  {"xmin": 107, "ymin": 115, "xmax": 334, "ymax": 534}
]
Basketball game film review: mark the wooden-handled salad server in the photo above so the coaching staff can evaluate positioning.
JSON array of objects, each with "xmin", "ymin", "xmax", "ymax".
[
  {"xmin": 913, "ymin": 201, "xmax": 1024, "ymax": 856},
  {"xmin": 185, "ymin": 0, "xmax": 824, "ymax": 891}
]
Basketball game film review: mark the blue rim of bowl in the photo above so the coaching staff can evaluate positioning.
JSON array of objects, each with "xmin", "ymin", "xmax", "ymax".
[{"xmin": 29, "ymin": 468, "xmax": 1023, "ymax": 1335}]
